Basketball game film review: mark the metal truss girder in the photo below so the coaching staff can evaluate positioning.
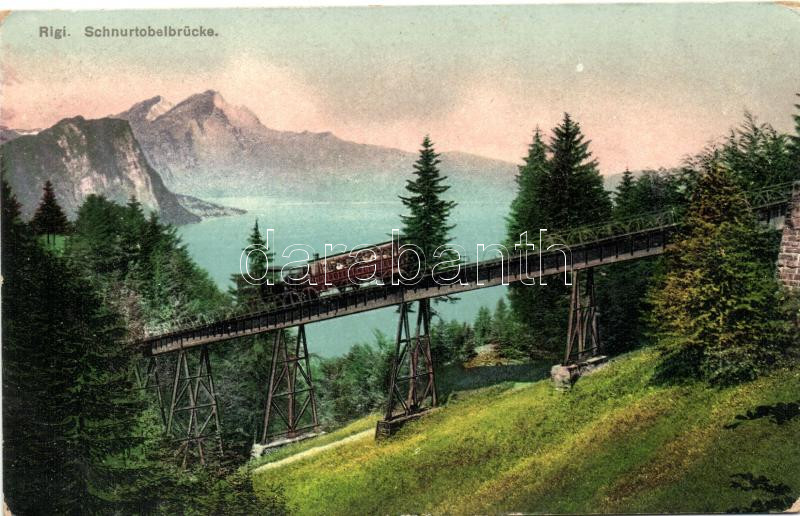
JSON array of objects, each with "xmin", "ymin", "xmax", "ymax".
[
  {"xmin": 132, "ymin": 355, "xmax": 168, "ymax": 429},
  {"xmin": 261, "ymin": 326, "xmax": 320, "ymax": 444},
  {"xmin": 383, "ymin": 299, "xmax": 437, "ymax": 423},
  {"xmin": 564, "ymin": 269, "xmax": 601, "ymax": 365},
  {"xmin": 166, "ymin": 345, "xmax": 222, "ymax": 467}
]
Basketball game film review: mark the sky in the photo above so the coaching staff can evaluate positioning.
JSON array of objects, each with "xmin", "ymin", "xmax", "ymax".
[{"xmin": 1, "ymin": 4, "xmax": 799, "ymax": 173}]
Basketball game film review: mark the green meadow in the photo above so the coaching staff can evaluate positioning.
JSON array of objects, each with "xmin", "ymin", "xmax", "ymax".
[{"xmin": 252, "ymin": 349, "xmax": 800, "ymax": 514}]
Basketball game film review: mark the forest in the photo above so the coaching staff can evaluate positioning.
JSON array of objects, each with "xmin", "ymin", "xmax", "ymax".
[{"xmin": 2, "ymin": 98, "xmax": 800, "ymax": 513}]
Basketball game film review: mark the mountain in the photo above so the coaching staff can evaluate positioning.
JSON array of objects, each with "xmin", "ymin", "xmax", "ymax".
[
  {"xmin": 0, "ymin": 126, "xmax": 21, "ymax": 144},
  {"xmin": 117, "ymin": 95, "xmax": 174, "ymax": 125},
  {"xmin": 0, "ymin": 116, "xmax": 200, "ymax": 225},
  {"xmin": 116, "ymin": 90, "xmax": 519, "ymax": 199},
  {"xmin": 1, "ymin": 126, "xmax": 42, "ymax": 144}
]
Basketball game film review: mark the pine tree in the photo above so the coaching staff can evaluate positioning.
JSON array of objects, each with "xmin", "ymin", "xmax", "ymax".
[
  {"xmin": 539, "ymin": 113, "xmax": 612, "ymax": 229},
  {"xmin": 431, "ymin": 318, "xmax": 453, "ymax": 365},
  {"xmin": 30, "ymin": 180, "xmax": 70, "ymax": 244},
  {"xmin": 2, "ymin": 180, "xmax": 165, "ymax": 513},
  {"xmin": 2, "ymin": 179, "xmax": 54, "ymax": 514},
  {"xmin": 489, "ymin": 298, "xmax": 512, "ymax": 350},
  {"xmin": 231, "ymin": 219, "xmax": 275, "ymax": 310},
  {"xmin": 505, "ymin": 115, "xmax": 611, "ymax": 357},
  {"xmin": 648, "ymin": 161, "xmax": 791, "ymax": 385},
  {"xmin": 613, "ymin": 168, "xmax": 636, "ymax": 219},
  {"xmin": 243, "ymin": 218, "xmax": 278, "ymax": 287},
  {"xmin": 506, "ymin": 128, "xmax": 547, "ymax": 244},
  {"xmin": 400, "ymin": 136, "xmax": 457, "ymax": 267},
  {"xmin": 247, "ymin": 219, "xmax": 269, "ymax": 278},
  {"xmin": 473, "ymin": 305, "xmax": 493, "ymax": 348},
  {"xmin": 504, "ymin": 129, "xmax": 561, "ymax": 357},
  {"xmin": 596, "ymin": 169, "xmax": 683, "ymax": 356},
  {"xmin": 720, "ymin": 112, "xmax": 795, "ymax": 188}
]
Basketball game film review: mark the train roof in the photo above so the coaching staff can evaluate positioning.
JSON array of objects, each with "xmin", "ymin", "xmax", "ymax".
[{"xmin": 312, "ymin": 239, "xmax": 396, "ymax": 261}]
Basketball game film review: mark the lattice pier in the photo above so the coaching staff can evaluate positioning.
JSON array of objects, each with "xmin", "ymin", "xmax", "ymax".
[
  {"xmin": 377, "ymin": 298, "xmax": 437, "ymax": 438},
  {"xmin": 261, "ymin": 327, "xmax": 320, "ymax": 444},
  {"xmin": 564, "ymin": 269, "xmax": 601, "ymax": 364},
  {"xmin": 166, "ymin": 345, "xmax": 222, "ymax": 467}
]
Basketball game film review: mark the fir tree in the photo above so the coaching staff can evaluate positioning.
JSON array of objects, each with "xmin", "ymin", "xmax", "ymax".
[
  {"xmin": 2, "ymin": 179, "xmax": 52, "ymax": 513},
  {"xmin": 247, "ymin": 218, "xmax": 270, "ymax": 280},
  {"xmin": 230, "ymin": 219, "xmax": 276, "ymax": 311},
  {"xmin": 648, "ymin": 161, "xmax": 792, "ymax": 385},
  {"xmin": 506, "ymin": 128, "xmax": 547, "ymax": 244},
  {"xmin": 505, "ymin": 115, "xmax": 611, "ymax": 357},
  {"xmin": 2, "ymin": 180, "xmax": 165, "ymax": 513},
  {"xmin": 473, "ymin": 305, "xmax": 493, "ymax": 348},
  {"xmin": 504, "ymin": 128, "xmax": 564, "ymax": 357},
  {"xmin": 30, "ymin": 180, "xmax": 70, "ymax": 244},
  {"xmin": 613, "ymin": 168, "xmax": 636, "ymax": 219},
  {"xmin": 720, "ymin": 112, "xmax": 795, "ymax": 188},
  {"xmin": 595, "ymin": 169, "xmax": 685, "ymax": 356},
  {"xmin": 400, "ymin": 136, "xmax": 457, "ymax": 267},
  {"xmin": 539, "ymin": 113, "xmax": 612, "ymax": 229}
]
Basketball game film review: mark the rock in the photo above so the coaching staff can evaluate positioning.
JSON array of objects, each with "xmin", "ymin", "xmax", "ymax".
[
  {"xmin": 551, "ymin": 355, "xmax": 608, "ymax": 389},
  {"xmin": 550, "ymin": 364, "xmax": 578, "ymax": 390}
]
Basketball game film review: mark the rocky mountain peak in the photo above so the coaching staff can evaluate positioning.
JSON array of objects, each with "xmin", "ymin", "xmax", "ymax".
[
  {"xmin": 112, "ymin": 90, "xmax": 518, "ymax": 199},
  {"xmin": 163, "ymin": 89, "xmax": 262, "ymax": 129},
  {"xmin": 115, "ymin": 96, "xmax": 174, "ymax": 124},
  {"xmin": 0, "ymin": 115, "xmax": 199, "ymax": 225}
]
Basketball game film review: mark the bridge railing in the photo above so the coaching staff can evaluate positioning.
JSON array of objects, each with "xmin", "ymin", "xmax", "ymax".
[
  {"xmin": 141, "ymin": 181, "xmax": 796, "ymax": 339},
  {"xmin": 745, "ymin": 181, "xmax": 795, "ymax": 209},
  {"xmin": 540, "ymin": 209, "xmax": 679, "ymax": 249},
  {"xmin": 141, "ymin": 214, "xmax": 678, "ymax": 339}
]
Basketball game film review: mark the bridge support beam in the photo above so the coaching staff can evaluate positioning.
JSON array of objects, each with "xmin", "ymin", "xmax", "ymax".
[
  {"xmin": 166, "ymin": 345, "xmax": 222, "ymax": 467},
  {"xmin": 261, "ymin": 326, "xmax": 320, "ymax": 445},
  {"xmin": 377, "ymin": 298, "xmax": 437, "ymax": 438},
  {"xmin": 564, "ymin": 269, "xmax": 601, "ymax": 365},
  {"xmin": 133, "ymin": 355, "xmax": 168, "ymax": 429}
]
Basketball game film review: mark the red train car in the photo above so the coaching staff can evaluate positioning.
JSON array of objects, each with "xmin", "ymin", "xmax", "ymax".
[{"xmin": 272, "ymin": 240, "xmax": 402, "ymax": 305}]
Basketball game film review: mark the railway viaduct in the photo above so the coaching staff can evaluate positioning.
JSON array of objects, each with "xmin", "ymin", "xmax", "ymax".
[{"xmin": 133, "ymin": 181, "xmax": 799, "ymax": 466}]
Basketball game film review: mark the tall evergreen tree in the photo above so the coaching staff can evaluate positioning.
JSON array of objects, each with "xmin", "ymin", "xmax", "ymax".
[
  {"xmin": 506, "ymin": 128, "xmax": 548, "ymax": 244},
  {"xmin": 504, "ymin": 115, "xmax": 611, "ymax": 357},
  {"xmin": 215, "ymin": 220, "xmax": 285, "ymax": 456},
  {"xmin": 2, "ymin": 180, "xmax": 166, "ymax": 513},
  {"xmin": 539, "ymin": 113, "xmax": 612, "ymax": 229},
  {"xmin": 400, "ymin": 136, "xmax": 457, "ymax": 267},
  {"xmin": 613, "ymin": 168, "xmax": 636, "ymax": 219},
  {"xmin": 648, "ymin": 161, "xmax": 792, "ymax": 385},
  {"xmin": 231, "ymin": 218, "xmax": 276, "ymax": 311},
  {"xmin": 504, "ymin": 128, "xmax": 562, "ymax": 357},
  {"xmin": 247, "ymin": 218, "xmax": 269, "ymax": 280},
  {"xmin": 473, "ymin": 305, "xmax": 493, "ymax": 349},
  {"xmin": 30, "ymin": 180, "xmax": 70, "ymax": 244},
  {"xmin": 594, "ymin": 169, "xmax": 683, "ymax": 356},
  {"xmin": 720, "ymin": 112, "xmax": 796, "ymax": 188}
]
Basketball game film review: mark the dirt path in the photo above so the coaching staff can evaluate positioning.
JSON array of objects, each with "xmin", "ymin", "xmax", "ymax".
[{"xmin": 254, "ymin": 429, "xmax": 373, "ymax": 473}]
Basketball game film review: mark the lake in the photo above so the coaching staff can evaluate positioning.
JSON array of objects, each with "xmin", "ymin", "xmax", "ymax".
[{"xmin": 178, "ymin": 192, "xmax": 514, "ymax": 357}]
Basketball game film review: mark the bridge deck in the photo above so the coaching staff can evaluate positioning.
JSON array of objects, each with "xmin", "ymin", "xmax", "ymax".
[
  {"xmin": 139, "ymin": 182, "xmax": 795, "ymax": 357},
  {"xmin": 144, "ymin": 226, "xmax": 672, "ymax": 355}
]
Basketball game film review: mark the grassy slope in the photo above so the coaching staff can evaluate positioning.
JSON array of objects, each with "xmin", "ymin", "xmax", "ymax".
[{"xmin": 252, "ymin": 349, "xmax": 800, "ymax": 514}]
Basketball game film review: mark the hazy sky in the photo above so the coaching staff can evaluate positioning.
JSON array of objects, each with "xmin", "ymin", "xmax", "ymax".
[{"xmin": 1, "ymin": 4, "xmax": 799, "ymax": 173}]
